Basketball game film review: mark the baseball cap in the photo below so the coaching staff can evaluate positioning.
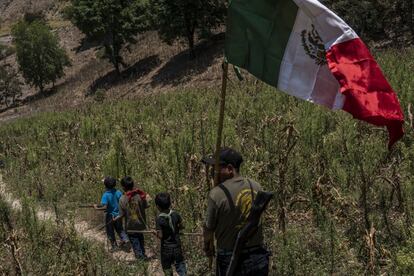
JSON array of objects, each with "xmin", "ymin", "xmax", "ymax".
[{"xmin": 201, "ymin": 147, "xmax": 243, "ymax": 169}]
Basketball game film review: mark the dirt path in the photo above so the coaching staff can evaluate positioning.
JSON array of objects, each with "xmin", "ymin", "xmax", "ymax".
[{"xmin": 0, "ymin": 173, "xmax": 163, "ymax": 275}]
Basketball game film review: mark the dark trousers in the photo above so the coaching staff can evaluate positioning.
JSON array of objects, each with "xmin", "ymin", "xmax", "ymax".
[
  {"xmin": 161, "ymin": 245, "xmax": 187, "ymax": 276},
  {"xmin": 105, "ymin": 213, "xmax": 128, "ymax": 246},
  {"xmin": 128, "ymin": 233, "xmax": 146, "ymax": 259},
  {"xmin": 216, "ymin": 247, "xmax": 270, "ymax": 276}
]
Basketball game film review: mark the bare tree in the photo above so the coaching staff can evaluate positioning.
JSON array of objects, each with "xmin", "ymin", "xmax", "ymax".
[{"xmin": 0, "ymin": 64, "xmax": 22, "ymax": 108}]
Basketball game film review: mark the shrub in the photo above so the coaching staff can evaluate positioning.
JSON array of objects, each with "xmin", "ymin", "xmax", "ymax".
[
  {"xmin": 149, "ymin": 0, "xmax": 226, "ymax": 58},
  {"xmin": 12, "ymin": 19, "xmax": 70, "ymax": 93},
  {"xmin": 0, "ymin": 64, "xmax": 21, "ymax": 108},
  {"xmin": 67, "ymin": 0, "xmax": 149, "ymax": 75}
]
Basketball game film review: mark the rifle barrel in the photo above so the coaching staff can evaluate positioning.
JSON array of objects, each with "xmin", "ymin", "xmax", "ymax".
[
  {"xmin": 181, "ymin": 232, "xmax": 203, "ymax": 236},
  {"xmin": 226, "ymin": 191, "xmax": 274, "ymax": 276},
  {"xmin": 127, "ymin": 230, "xmax": 155, "ymax": 234},
  {"xmin": 126, "ymin": 230, "xmax": 202, "ymax": 236},
  {"xmin": 78, "ymin": 205, "xmax": 95, "ymax": 208}
]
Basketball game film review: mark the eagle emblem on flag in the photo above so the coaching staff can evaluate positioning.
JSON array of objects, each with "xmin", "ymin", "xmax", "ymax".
[{"xmin": 301, "ymin": 24, "xmax": 327, "ymax": 66}]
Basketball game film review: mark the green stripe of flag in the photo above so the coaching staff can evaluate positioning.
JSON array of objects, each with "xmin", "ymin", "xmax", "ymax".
[{"xmin": 225, "ymin": 0, "xmax": 298, "ymax": 87}]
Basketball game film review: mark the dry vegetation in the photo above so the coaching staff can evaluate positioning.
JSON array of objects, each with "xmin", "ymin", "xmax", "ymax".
[
  {"xmin": 0, "ymin": 0, "xmax": 226, "ymax": 122},
  {"xmin": 0, "ymin": 23, "xmax": 225, "ymax": 122},
  {"xmin": 1, "ymin": 47, "xmax": 414, "ymax": 274},
  {"xmin": 1, "ymin": 1, "xmax": 414, "ymax": 275}
]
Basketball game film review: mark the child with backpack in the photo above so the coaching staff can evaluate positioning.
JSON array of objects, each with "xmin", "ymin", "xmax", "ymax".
[
  {"xmin": 94, "ymin": 176, "xmax": 128, "ymax": 250},
  {"xmin": 114, "ymin": 176, "xmax": 150, "ymax": 260},
  {"xmin": 155, "ymin": 192, "xmax": 187, "ymax": 276}
]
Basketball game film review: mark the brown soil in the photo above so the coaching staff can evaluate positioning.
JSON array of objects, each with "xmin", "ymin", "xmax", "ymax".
[
  {"xmin": 0, "ymin": 0, "xmax": 228, "ymax": 123},
  {"xmin": 0, "ymin": 0, "xmax": 65, "ymax": 24},
  {"xmin": 0, "ymin": 21, "xmax": 226, "ymax": 122}
]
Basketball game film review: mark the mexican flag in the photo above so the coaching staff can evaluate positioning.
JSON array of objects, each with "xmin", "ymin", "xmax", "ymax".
[{"xmin": 225, "ymin": 0, "xmax": 404, "ymax": 147}]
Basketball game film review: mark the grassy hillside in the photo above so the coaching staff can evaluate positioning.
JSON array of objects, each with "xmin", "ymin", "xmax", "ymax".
[
  {"xmin": 0, "ymin": 0, "xmax": 224, "ymax": 121},
  {"xmin": 0, "ymin": 48, "xmax": 414, "ymax": 274}
]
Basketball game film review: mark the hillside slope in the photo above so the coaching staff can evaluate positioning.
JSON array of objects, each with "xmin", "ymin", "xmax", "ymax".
[
  {"xmin": 0, "ymin": 0, "xmax": 62, "ymax": 24},
  {"xmin": 0, "ymin": 1, "xmax": 226, "ymax": 122}
]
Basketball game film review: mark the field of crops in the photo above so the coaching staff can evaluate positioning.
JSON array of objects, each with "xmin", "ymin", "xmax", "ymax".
[{"xmin": 1, "ymin": 48, "xmax": 414, "ymax": 274}]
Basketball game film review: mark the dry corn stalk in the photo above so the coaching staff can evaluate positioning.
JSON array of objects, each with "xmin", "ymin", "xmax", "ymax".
[{"xmin": 365, "ymin": 226, "xmax": 377, "ymax": 275}]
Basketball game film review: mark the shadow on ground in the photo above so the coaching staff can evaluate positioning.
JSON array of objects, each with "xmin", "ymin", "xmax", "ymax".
[
  {"xmin": 73, "ymin": 37, "xmax": 102, "ymax": 53},
  {"xmin": 0, "ymin": 84, "xmax": 64, "ymax": 113},
  {"xmin": 88, "ymin": 54, "xmax": 161, "ymax": 95},
  {"xmin": 150, "ymin": 33, "xmax": 224, "ymax": 87},
  {"xmin": 0, "ymin": 33, "xmax": 225, "ymax": 115}
]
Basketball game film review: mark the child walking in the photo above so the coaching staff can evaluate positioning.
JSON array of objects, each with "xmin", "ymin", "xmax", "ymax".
[
  {"xmin": 94, "ymin": 176, "xmax": 128, "ymax": 250},
  {"xmin": 155, "ymin": 192, "xmax": 187, "ymax": 276},
  {"xmin": 114, "ymin": 176, "xmax": 150, "ymax": 260}
]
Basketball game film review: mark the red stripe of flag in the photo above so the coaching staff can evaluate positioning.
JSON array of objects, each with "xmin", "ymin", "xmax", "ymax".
[{"xmin": 326, "ymin": 38, "xmax": 404, "ymax": 148}]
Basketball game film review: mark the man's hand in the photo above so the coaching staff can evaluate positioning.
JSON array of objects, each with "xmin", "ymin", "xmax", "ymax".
[
  {"xmin": 203, "ymin": 240, "xmax": 215, "ymax": 257},
  {"xmin": 112, "ymin": 215, "xmax": 120, "ymax": 222},
  {"xmin": 155, "ymin": 230, "xmax": 162, "ymax": 239},
  {"xmin": 93, "ymin": 204, "xmax": 107, "ymax": 210}
]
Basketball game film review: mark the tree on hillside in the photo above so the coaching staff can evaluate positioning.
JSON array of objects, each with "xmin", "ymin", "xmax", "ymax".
[
  {"xmin": 323, "ymin": 0, "xmax": 383, "ymax": 40},
  {"xmin": 396, "ymin": 0, "xmax": 414, "ymax": 41},
  {"xmin": 324, "ymin": 0, "xmax": 414, "ymax": 44},
  {"xmin": 0, "ymin": 64, "xmax": 22, "ymax": 108},
  {"xmin": 66, "ymin": 0, "xmax": 148, "ymax": 75},
  {"xmin": 12, "ymin": 20, "xmax": 70, "ymax": 93},
  {"xmin": 149, "ymin": 0, "xmax": 226, "ymax": 59}
]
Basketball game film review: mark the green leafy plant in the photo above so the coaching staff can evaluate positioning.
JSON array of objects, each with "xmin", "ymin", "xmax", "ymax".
[
  {"xmin": 67, "ymin": 0, "xmax": 149, "ymax": 75},
  {"xmin": 323, "ymin": 0, "xmax": 414, "ymax": 44},
  {"xmin": 149, "ymin": 0, "xmax": 226, "ymax": 58},
  {"xmin": 396, "ymin": 228, "xmax": 414, "ymax": 275},
  {"xmin": 11, "ymin": 19, "xmax": 70, "ymax": 93},
  {"xmin": 0, "ymin": 64, "xmax": 22, "ymax": 108},
  {"xmin": 103, "ymin": 130, "xmax": 131, "ymax": 179}
]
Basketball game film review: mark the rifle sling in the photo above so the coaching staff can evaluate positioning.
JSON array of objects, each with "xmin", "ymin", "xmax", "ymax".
[
  {"xmin": 247, "ymin": 179, "xmax": 255, "ymax": 203},
  {"xmin": 218, "ymin": 183, "xmax": 235, "ymax": 211},
  {"xmin": 218, "ymin": 178, "xmax": 255, "ymax": 214}
]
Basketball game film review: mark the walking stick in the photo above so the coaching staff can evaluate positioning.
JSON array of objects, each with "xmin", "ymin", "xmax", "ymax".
[{"xmin": 97, "ymin": 218, "xmax": 114, "ymax": 231}]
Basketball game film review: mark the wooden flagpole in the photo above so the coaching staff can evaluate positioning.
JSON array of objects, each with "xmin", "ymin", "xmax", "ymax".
[
  {"xmin": 214, "ymin": 61, "xmax": 229, "ymax": 187},
  {"xmin": 207, "ymin": 60, "xmax": 229, "ymax": 273}
]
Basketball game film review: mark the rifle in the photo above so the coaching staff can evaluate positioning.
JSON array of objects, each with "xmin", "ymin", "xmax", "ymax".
[
  {"xmin": 78, "ymin": 204, "xmax": 95, "ymax": 208},
  {"xmin": 78, "ymin": 204, "xmax": 107, "ymax": 210},
  {"xmin": 226, "ymin": 191, "xmax": 274, "ymax": 276},
  {"xmin": 127, "ymin": 230, "xmax": 202, "ymax": 236}
]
